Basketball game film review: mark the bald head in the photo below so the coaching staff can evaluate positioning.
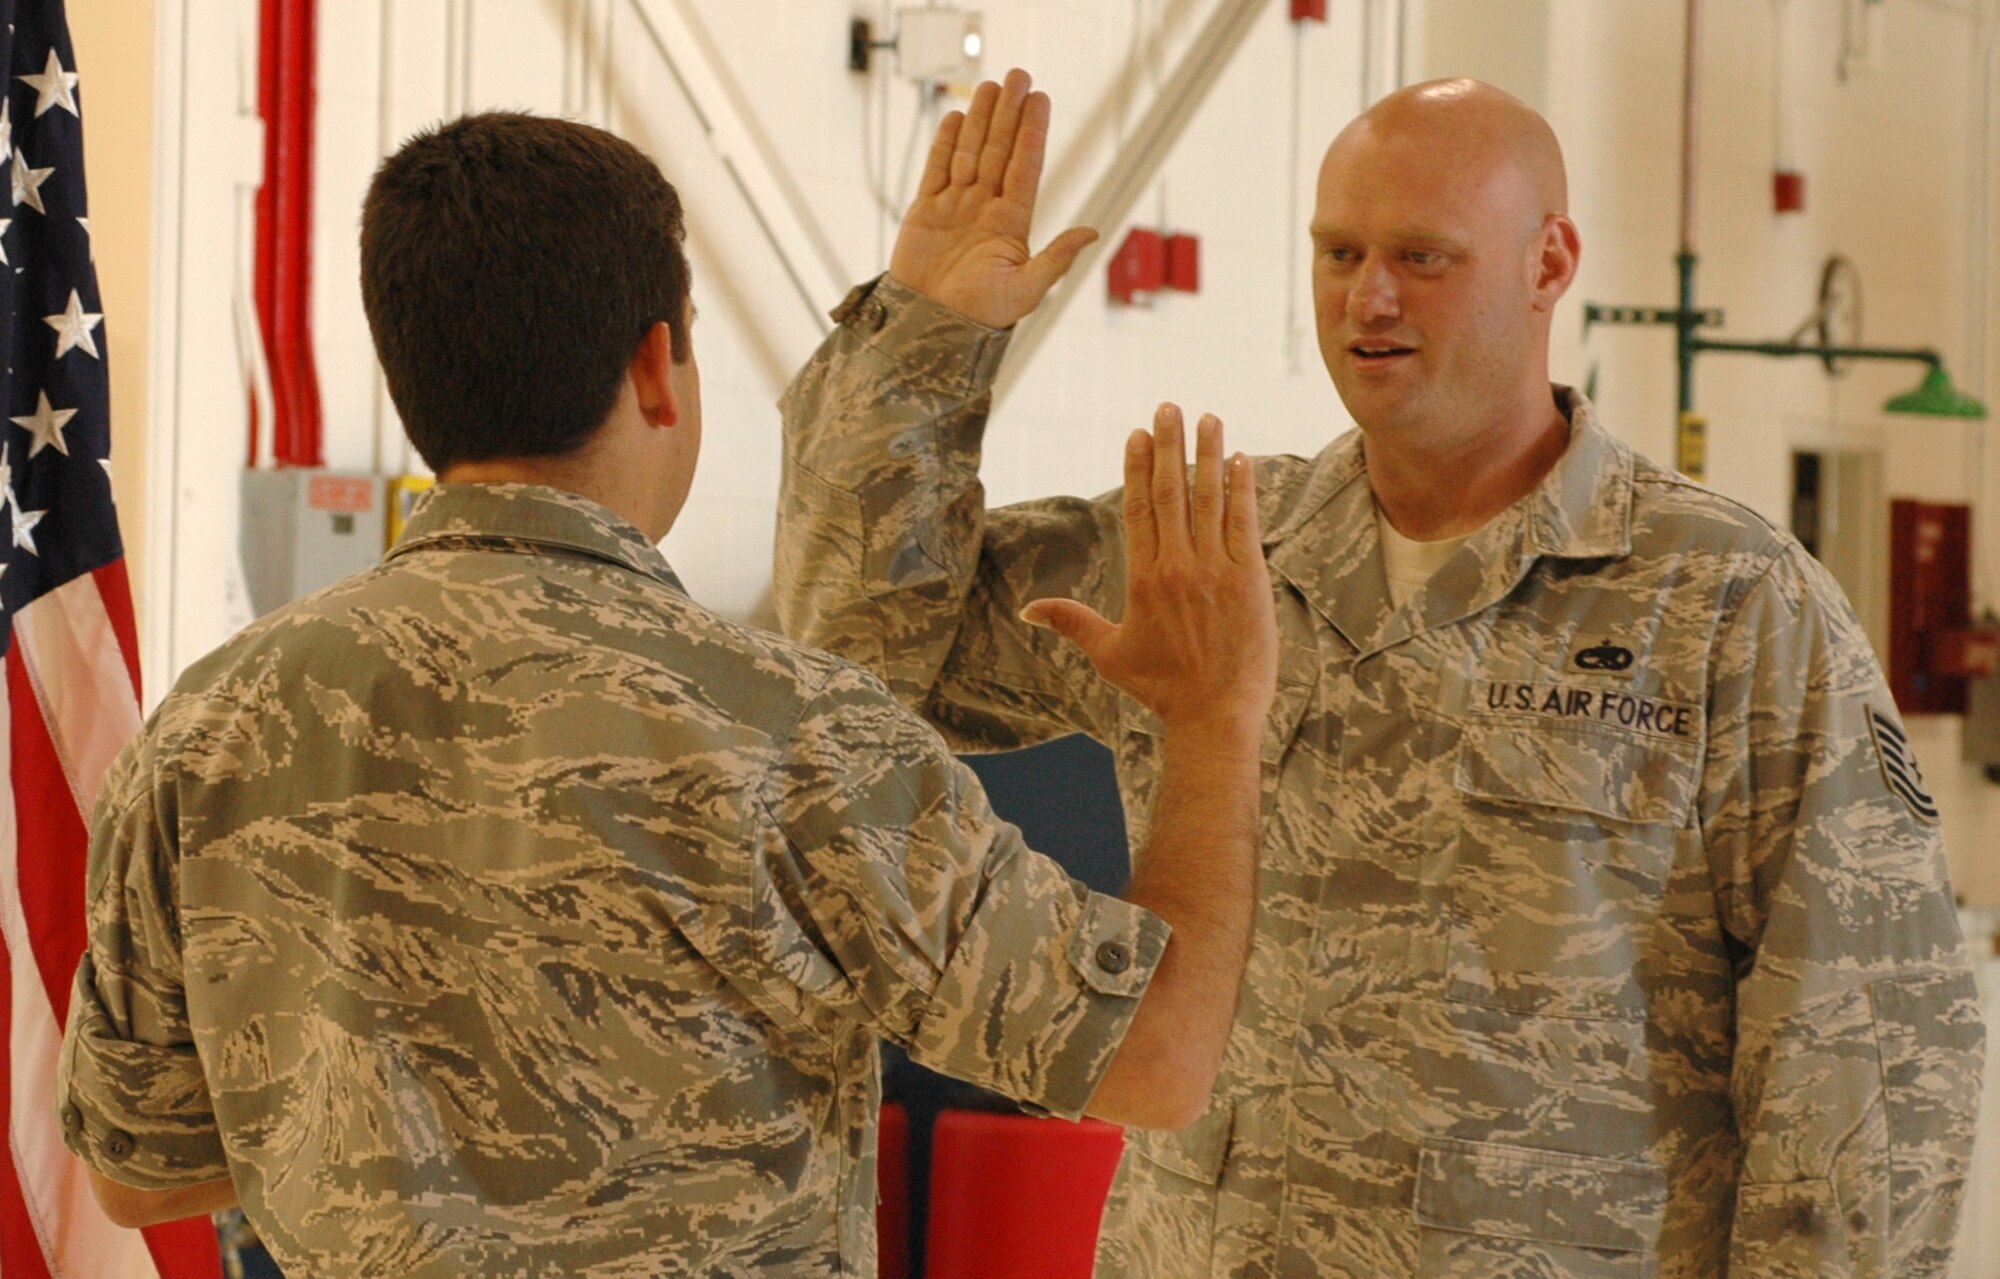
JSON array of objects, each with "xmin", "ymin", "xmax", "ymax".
[
  {"xmin": 1308, "ymin": 76, "xmax": 1581, "ymax": 459},
  {"xmin": 1328, "ymin": 78, "xmax": 1567, "ymax": 226}
]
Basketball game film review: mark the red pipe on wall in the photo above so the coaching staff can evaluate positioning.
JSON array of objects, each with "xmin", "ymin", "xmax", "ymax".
[{"xmin": 253, "ymin": 0, "xmax": 322, "ymax": 467}]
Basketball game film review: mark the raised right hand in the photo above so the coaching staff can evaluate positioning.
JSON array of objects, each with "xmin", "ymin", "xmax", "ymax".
[
  {"xmin": 1022, "ymin": 405, "xmax": 1279, "ymax": 739},
  {"xmin": 887, "ymin": 68, "xmax": 1098, "ymax": 330}
]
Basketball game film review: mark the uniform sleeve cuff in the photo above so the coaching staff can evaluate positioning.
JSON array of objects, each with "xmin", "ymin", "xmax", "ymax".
[
  {"xmin": 830, "ymin": 274, "xmax": 1014, "ymax": 399},
  {"xmin": 906, "ymin": 860, "xmax": 1170, "ymax": 1121},
  {"xmin": 56, "ymin": 958, "xmax": 228, "ymax": 1189}
]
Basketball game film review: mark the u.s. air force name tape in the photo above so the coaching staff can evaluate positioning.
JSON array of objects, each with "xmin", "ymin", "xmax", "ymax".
[{"xmin": 1481, "ymin": 681, "xmax": 1700, "ymax": 741}]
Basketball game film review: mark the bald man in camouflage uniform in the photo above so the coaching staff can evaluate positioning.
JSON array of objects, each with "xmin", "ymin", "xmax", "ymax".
[
  {"xmin": 775, "ymin": 72, "xmax": 1982, "ymax": 1277},
  {"xmin": 56, "ymin": 113, "xmax": 1283, "ymax": 1275}
]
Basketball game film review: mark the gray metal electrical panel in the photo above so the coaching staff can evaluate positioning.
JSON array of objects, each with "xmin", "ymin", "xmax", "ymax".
[{"xmin": 238, "ymin": 469, "xmax": 386, "ymax": 617}]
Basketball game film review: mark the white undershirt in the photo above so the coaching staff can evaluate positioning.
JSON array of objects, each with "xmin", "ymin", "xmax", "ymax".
[{"xmin": 1375, "ymin": 505, "xmax": 1472, "ymax": 609}]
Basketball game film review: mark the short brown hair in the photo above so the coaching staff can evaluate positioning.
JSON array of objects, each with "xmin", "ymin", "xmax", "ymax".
[{"xmin": 360, "ymin": 113, "xmax": 691, "ymax": 472}]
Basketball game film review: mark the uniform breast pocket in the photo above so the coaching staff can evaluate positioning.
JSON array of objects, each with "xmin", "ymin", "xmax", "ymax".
[
  {"xmin": 1415, "ymin": 1137, "xmax": 1667, "ymax": 1279},
  {"xmin": 1446, "ymin": 721, "xmax": 1697, "ymax": 1022}
]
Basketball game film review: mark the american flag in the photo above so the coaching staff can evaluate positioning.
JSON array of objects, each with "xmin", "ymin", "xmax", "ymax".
[{"xmin": 0, "ymin": 2, "xmax": 217, "ymax": 1275}]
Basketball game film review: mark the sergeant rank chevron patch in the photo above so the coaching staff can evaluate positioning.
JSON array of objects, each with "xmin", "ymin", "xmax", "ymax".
[{"xmin": 1868, "ymin": 707, "xmax": 1940, "ymax": 823}]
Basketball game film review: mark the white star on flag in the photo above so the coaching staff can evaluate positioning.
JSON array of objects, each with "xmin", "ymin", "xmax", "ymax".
[
  {"xmin": 44, "ymin": 288, "xmax": 101, "ymax": 359},
  {"xmin": 10, "ymin": 502, "xmax": 43, "ymax": 554},
  {"xmin": 12, "ymin": 389, "xmax": 76, "ymax": 456},
  {"xmin": 11, "ymin": 145, "xmax": 51, "ymax": 212},
  {"xmin": 0, "ymin": 218, "xmax": 13, "ymax": 264},
  {"xmin": 0, "ymin": 453, "xmax": 13, "ymax": 507},
  {"xmin": 0, "ymin": 98, "xmax": 12, "ymax": 157},
  {"xmin": 100, "ymin": 455, "xmax": 113, "ymax": 483},
  {"xmin": 19, "ymin": 49, "xmax": 79, "ymax": 119}
]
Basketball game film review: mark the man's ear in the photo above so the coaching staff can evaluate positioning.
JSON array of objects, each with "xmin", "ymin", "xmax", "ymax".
[
  {"xmin": 630, "ymin": 321, "xmax": 680, "ymax": 428},
  {"xmin": 1530, "ymin": 213, "xmax": 1581, "ymax": 311}
]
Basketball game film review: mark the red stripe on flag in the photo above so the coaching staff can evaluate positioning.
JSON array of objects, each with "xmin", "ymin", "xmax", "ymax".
[
  {"xmin": 0, "ymin": 924, "xmax": 59, "ymax": 1279},
  {"xmin": 7, "ymin": 596, "xmax": 223, "ymax": 1276},
  {"xmin": 7, "ymin": 645, "xmax": 88, "ymax": 1030},
  {"xmin": 91, "ymin": 561, "xmax": 143, "ymax": 703}
]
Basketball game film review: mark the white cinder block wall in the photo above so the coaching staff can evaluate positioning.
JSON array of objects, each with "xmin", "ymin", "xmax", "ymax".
[{"xmin": 139, "ymin": 0, "xmax": 2000, "ymax": 1270}]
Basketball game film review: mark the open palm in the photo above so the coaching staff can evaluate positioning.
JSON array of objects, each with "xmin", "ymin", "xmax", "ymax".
[{"xmin": 888, "ymin": 69, "xmax": 1097, "ymax": 330}]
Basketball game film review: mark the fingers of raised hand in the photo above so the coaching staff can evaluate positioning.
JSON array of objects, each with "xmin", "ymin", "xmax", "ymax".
[
  {"xmin": 1150, "ymin": 403, "xmax": 1192, "ymax": 554},
  {"xmin": 978, "ymin": 70, "xmax": 1033, "ymax": 192},
  {"xmin": 1225, "ymin": 452, "xmax": 1264, "ymax": 566},
  {"xmin": 1020, "ymin": 596, "xmax": 1115, "ymax": 659},
  {"xmin": 919, "ymin": 111, "xmax": 965, "ymax": 198},
  {"xmin": 1190, "ymin": 414, "xmax": 1226, "ymax": 554},
  {"xmin": 952, "ymin": 79, "xmax": 1002, "ymax": 187},
  {"xmin": 1002, "ymin": 91, "xmax": 1052, "ymax": 207},
  {"xmin": 1023, "ymin": 225, "xmax": 1100, "ymax": 301},
  {"xmin": 1122, "ymin": 428, "xmax": 1158, "ymax": 565}
]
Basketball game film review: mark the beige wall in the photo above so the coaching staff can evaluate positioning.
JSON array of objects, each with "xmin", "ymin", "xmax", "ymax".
[{"xmin": 66, "ymin": 0, "xmax": 155, "ymax": 642}]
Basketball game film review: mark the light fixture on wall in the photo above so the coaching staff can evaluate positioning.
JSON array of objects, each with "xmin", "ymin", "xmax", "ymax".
[
  {"xmin": 1884, "ymin": 367, "xmax": 1988, "ymax": 419},
  {"xmin": 849, "ymin": 6, "xmax": 985, "ymax": 84}
]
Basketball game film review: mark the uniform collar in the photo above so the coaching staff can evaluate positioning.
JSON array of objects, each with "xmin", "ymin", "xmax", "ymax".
[
  {"xmin": 386, "ymin": 482, "xmax": 685, "ymax": 593},
  {"xmin": 1266, "ymin": 386, "xmax": 1633, "ymax": 657}
]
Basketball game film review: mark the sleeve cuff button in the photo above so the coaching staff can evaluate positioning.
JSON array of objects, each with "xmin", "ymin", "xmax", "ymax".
[
  {"xmin": 58, "ymin": 1104, "xmax": 81, "ymax": 1136},
  {"xmin": 104, "ymin": 1129, "xmax": 135, "ymax": 1160}
]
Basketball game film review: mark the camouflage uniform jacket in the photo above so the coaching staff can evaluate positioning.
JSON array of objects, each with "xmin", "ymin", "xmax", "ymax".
[
  {"xmin": 774, "ymin": 276, "xmax": 1984, "ymax": 1279},
  {"xmin": 58, "ymin": 482, "xmax": 1167, "ymax": 1278}
]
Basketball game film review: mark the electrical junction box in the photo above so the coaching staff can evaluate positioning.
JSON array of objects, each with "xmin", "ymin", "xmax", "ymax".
[
  {"xmin": 239, "ymin": 468, "xmax": 386, "ymax": 617},
  {"xmin": 897, "ymin": 7, "xmax": 982, "ymax": 82}
]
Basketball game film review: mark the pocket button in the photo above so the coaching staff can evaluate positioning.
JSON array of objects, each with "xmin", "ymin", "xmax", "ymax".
[{"xmin": 1095, "ymin": 941, "xmax": 1132, "ymax": 975}]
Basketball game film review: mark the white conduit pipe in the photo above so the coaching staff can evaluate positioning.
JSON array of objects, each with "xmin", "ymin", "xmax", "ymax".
[{"xmin": 1967, "ymin": 0, "xmax": 1995, "ymax": 611}]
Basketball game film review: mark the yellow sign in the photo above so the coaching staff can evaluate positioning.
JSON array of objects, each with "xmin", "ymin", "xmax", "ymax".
[
  {"xmin": 1677, "ymin": 412, "xmax": 1707, "ymax": 482},
  {"xmin": 386, "ymin": 474, "xmax": 436, "ymax": 547}
]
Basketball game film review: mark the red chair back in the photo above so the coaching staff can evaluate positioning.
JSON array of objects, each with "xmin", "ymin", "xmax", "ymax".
[
  {"xmin": 877, "ymin": 1103, "xmax": 911, "ymax": 1279},
  {"xmin": 924, "ymin": 1110, "xmax": 1126, "ymax": 1279}
]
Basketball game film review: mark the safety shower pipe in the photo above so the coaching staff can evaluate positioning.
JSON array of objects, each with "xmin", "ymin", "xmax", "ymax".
[
  {"xmin": 1690, "ymin": 338, "xmax": 1945, "ymax": 373},
  {"xmin": 1581, "ymin": 0, "xmax": 1986, "ymax": 443},
  {"xmin": 1668, "ymin": 0, "xmax": 1963, "ymax": 406},
  {"xmin": 1676, "ymin": 0, "xmax": 1702, "ymax": 417}
]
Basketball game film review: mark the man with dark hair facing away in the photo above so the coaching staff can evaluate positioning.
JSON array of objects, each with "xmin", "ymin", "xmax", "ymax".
[{"xmin": 56, "ymin": 111, "xmax": 1278, "ymax": 1276}]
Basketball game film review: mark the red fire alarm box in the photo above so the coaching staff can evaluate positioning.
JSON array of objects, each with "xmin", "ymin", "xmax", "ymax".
[
  {"xmin": 1773, "ymin": 170, "xmax": 1806, "ymax": 214},
  {"xmin": 1164, "ymin": 233, "xmax": 1200, "ymax": 293},
  {"xmin": 1107, "ymin": 228, "xmax": 1165, "ymax": 305},
  {"xmin": 1889, "ymin": 499, "xmax": 1996, "ymax": 713}
]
